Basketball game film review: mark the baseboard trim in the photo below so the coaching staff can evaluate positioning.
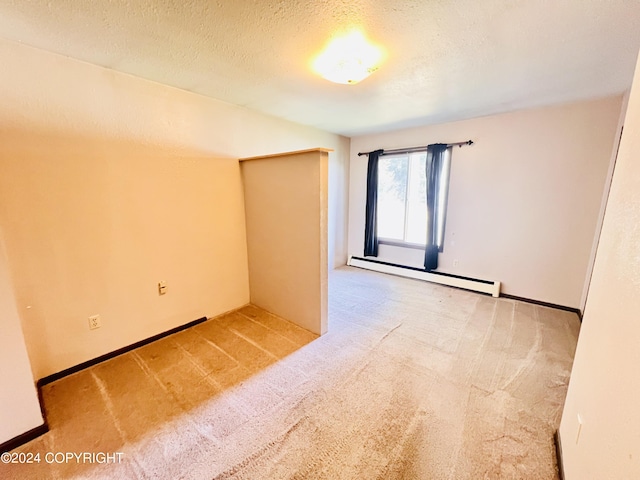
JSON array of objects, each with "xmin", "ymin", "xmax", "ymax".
[
  {"xmin": 347, "ymin": 257, "xmax": 582, "ymax": 320},
  {"xmin": 501, "ymin": 294, "xmax": 582, "ymax": 321},
  {"xmin": 554, "ymin": 430, "xmax": 565, "ymax": 480},
  {"xmin": 348, "ymin": 256, "xmax": 501, "ymax": 297},
  {"xmin": 38, "ymin": 315, "xmax": 208, "ymax": 387},
  {"xmin": 0, "ymin": 423, "xmax": 48, "ymax": 454},
  {"xmin": 350, "ymin": 256, "xmax": 495, "ymax": 283},
  {"xmin": 3, "ymin": 316, "xmax": 209, "ymax": 453}
]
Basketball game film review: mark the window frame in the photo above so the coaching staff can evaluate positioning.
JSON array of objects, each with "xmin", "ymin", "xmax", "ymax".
[
  {"xmin": 378, "ymin": 238, "xmax": 426, "ymax": 250},
  {"xmin": 433, "ymin": 147, "xmax": 452, "ymax": 253},
  {"xmin": 376, "ymin": 148, "xmax": 452, "ymax": 252}
]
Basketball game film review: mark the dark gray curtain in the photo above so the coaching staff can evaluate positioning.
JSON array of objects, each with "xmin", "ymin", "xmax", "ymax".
[
  {"xmin": 424, "ymin": 143, "xmax": 449, "ymax": 270},
  {"xmin": 363, "ymin": 149, "xmax": 383, "ymax": 257}
]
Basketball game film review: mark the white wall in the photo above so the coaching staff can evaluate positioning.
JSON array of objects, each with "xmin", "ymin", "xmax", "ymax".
[
  {"xmin": 0, "ymin": 231, "xmax": 43, "ymax": 444},
  {"xmin": 579, "ymin": 91, "xmax": 629, "ymax": 312},
  {"xmin": 0, "ymin": 37, "xmax": 349, "ymax": 384},
  {"xmin": 242, "ymin": 150, "xmax": 328, "ymax": 335},
  {"xmin": 349, "ymin": 97, "xmax": 622, "ymax": 308},
  {"xmin": 559, "ymin": 52, "xmax": 640, "ymax": 480}
]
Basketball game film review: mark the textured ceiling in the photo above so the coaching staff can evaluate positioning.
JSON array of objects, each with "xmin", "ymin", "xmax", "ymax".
[{"xmin": 0, "ymin": 0, "xmax": 639, "ymax": 136}]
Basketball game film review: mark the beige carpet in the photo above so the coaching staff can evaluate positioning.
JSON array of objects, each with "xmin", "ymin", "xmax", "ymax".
[{"xmin": 2, "ymin": 266, "xmax": 580, "ymax": 479}]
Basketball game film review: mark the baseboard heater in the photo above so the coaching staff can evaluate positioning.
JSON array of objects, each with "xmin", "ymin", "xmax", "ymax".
[{"xmin": 348, "ymin": 256, "xmax": 501, "ymax": 298}]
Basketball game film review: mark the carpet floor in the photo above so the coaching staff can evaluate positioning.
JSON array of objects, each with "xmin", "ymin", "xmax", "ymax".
[{"xmin": 2, "ymin": 266, "xmax": 580, "ymax": 479}]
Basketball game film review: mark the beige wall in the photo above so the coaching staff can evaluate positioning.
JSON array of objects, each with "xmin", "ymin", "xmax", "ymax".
[
  {"xmin": 0, "ymin": 37, "xmax": 350, "ymax": 270},
  {"xmin": 0, "ymin": 37, "xmax": 349, "ymax": 386},
  {"xmin": 241, "ymin": 150, "xmax": 328, "ymax": 335},
  {"xmin": 0, "ymin": 143, "xmax": 249, "ymax": 380},
  {"xmin": 559, "ymin": 52, "xmax": 640, "ymax": 479},
  {"xmin": 349, "ymin": 97, "xmax": 623, "ymax": 308},
  {"xmin": 0, "ymin": 232, "xmax": 43, "ymax": 443}
]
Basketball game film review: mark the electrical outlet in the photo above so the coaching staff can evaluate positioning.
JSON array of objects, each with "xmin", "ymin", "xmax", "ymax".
[
  {"xmin": 88, "ymin": 314, "xmax": 101, "ymax": 330},
  {"xmin": 158, "ymin": 281, "xmax": 167, "ymax": 295}
]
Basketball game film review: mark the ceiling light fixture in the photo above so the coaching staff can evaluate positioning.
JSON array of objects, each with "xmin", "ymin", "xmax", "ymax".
[{"xmin": 313, "ymin": 31, "xmax": 383, "ymax": 85}]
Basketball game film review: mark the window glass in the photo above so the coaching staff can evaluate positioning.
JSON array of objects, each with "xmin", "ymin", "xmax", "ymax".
[
  {"xmin": 377, "ymin": 150, "xmax": 450, "ymax": 248},
  {"xmin": 405, "ymin": 153, "xmax": 427, "ymax": 244},
  {"xmin": 377, "ymin": 155, "xmax": 408, "ymax": 241},
  {"xmin": 435, "ymin": 151, "xmax": 452, "ymax": 249}
]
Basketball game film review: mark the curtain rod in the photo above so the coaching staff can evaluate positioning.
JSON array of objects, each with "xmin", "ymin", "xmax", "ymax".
[{"xmin": 357, "ymin": 140, "xmax": 474, "ymax": 157}]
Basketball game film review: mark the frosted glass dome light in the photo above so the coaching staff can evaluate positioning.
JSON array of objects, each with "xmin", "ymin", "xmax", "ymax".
[{"xmin": 313, "ymin": 31, "xmax": 383, "ymax": 85}]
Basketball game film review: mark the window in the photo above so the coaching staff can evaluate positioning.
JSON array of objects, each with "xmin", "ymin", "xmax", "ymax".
[{"xmin": 376, "ymin": 149, "xmax": 451, "ymax": 249}]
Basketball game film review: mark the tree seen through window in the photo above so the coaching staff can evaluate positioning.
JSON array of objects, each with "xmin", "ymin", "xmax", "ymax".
[{"xmin": 377, "ymin": 153, "xmax": 427, "ymax": 244}]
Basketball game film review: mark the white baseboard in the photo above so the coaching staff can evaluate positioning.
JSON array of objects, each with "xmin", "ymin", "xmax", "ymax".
[{"xmin": 347, "ymin": 256, "xmax": 501, "ymax": 298}]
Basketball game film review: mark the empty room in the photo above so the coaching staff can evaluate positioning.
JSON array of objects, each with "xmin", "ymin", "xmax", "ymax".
[{"xmin": 1, "ymin": 1, "xmax": 640, "ymax": 479}]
